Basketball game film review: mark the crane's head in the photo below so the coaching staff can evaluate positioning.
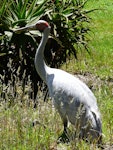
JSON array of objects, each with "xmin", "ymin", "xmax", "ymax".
[
  {"xmin": 35, "ymin": 20, "xmax": 50, "ymax": 32},
  {"xmin": 15, "ymin": 20, "xmax": 50, "ymax": 33}
]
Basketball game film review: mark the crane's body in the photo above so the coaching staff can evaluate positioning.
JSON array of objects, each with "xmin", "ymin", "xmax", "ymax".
[
  {"xmin": 15, "ymin": 20, "xmax": 102, "ymax": 147},
  {"xmin": 46, "ymin": 67, "xmax": 102, "ymax": 142}
]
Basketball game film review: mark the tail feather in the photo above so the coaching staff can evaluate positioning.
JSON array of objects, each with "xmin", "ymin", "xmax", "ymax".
[{"xmin": 92, "ymin": 111, "xmax": 102, "ymax": 145}]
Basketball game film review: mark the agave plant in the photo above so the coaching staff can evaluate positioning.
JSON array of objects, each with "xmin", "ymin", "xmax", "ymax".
[
  {"xmin": 0, "ymin": 0, "xmax": 93, "ymax": 105},
  {"xmin": 39, "ymin": 0, "xmax": 94, "ymax": 68},
  {"xmin": 0, "ymin": 0, "xmax": 49, "ymax": 104}
]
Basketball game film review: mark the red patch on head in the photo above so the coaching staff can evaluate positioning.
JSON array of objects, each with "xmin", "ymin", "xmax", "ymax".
[{"xmin": 36, "ymin": 20, "xmax": 49, "ymax": 32}]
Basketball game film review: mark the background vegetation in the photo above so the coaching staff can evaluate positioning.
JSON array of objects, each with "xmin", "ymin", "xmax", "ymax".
[
  {"xmin": 0, "ymin": 0, "xmax": 113, "ymax": 149},
  {"xmin": 0, "ymin": 0, "xmax": 91, "ymax": 105}
]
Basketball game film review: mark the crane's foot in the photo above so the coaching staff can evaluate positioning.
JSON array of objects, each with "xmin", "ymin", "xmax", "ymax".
[{"xmin": 57, "ymin": 131, "xmax": 70, "ymax": 144}]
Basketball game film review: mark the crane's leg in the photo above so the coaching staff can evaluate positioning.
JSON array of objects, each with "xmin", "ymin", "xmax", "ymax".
[
  {"xmin": 57, "ymin": 117, "xmax": 70, "ymax": 143},
  {"xmin": 64, "ymin": 119, "xmax": 68, "ymax": 133}
]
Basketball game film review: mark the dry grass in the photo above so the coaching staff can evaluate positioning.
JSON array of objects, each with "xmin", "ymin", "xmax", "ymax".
[{"xmin": 0, "ymin": 72, "xmax": 113, "ymax": 149}]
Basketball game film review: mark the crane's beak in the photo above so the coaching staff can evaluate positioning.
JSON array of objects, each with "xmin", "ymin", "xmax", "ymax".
[{"xmin": 14, "ymin": 24, "xmax": 36, "ymax": 34}]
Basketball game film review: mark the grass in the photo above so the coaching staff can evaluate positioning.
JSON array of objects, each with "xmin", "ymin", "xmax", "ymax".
[
  {"xmin": 0, "ymin": 0, "xmax": 113, "ymax": 149},
  {"xmin": 62, "ymin": 0, "xmax": 113, "ymax": 148}
]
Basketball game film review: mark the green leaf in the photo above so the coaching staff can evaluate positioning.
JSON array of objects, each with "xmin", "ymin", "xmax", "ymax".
[
  {"xmin": 26, "ymin": 0, "xmax": 37, "ymax": 19},
  {"xmin": 27, "ymin": 0, "xmax": 47, "ymax": 23},
  {"xmin": 62, "ymin": 7, "xmax": 74, "ymax": 17},
  {"xmin": 0, "ymin": 0, "xmax": 7, "ymax": 17},
  {"xmin": 20, "ymin": 0, "xmax": 29, "ymax": 19}
]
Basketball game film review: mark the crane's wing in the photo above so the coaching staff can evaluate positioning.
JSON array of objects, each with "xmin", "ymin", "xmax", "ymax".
[{"xmin": 47, "ymin": 68, "xmax": 97, "ymax": 108}]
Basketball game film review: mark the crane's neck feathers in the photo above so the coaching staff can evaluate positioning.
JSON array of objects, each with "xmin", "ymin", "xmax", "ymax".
[{"xmin": 34, "ymin": 27, "xmax": 50, "ymax": 83}]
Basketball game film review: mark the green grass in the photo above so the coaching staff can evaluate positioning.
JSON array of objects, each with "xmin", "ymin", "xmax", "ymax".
[
  {"xmin": 64, "ymin": 0, "xmax": 113, "ymax": 79},
  {"xmin": 0, "ymin": 0, "xmax": 113, "ymax": 149},
  {"xmin": 62, "ymin": 0, "xmax": 113, "ymax": 148},
  {"xmin": 87, "ymin": 0, "xmax": 113, "ymax": 78}
]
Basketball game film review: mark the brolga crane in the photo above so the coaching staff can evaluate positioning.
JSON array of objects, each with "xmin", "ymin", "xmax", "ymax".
[{"xmin": 15, "ymin": 20, "xmax": 103, "ymax": 148}]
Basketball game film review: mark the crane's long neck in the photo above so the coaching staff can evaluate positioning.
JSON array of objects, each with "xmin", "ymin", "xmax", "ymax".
[{"xmin": 35, "ymin": 27, "xmax": 50, "ymax": 83}]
